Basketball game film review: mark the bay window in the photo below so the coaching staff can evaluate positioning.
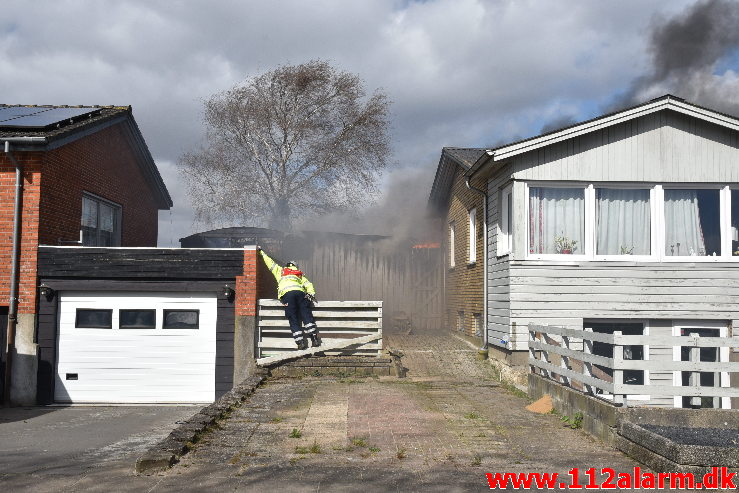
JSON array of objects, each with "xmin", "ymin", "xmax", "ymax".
[{"xmin": 524, "ymin": 183, "xmax": 739, "ymax": 261}]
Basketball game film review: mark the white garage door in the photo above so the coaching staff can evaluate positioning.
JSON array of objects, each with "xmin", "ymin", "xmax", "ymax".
[{"xmin": 55, "ymin": 292, "xmax": 217, "ymax": 403}]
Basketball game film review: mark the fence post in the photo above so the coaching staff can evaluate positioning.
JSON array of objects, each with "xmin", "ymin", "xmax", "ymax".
[
  {"xmin": 613, "ymin": 331, "xmax": 626, "ymax": 406},
  {"xmin": 561, "ymin": 333, "xmax": 571, "ymax": 387},
  {"xmin": 582, "ymin": 327, "xmax": 594, "ymax": 395},
  {"xmin": 529, "ymin": 326, "xmax": 537, "ymax": 376},
  {"xmin": 541, "ymin": 326, "xmax": 552, "ymax": 380},
  {"xmin": 689, "ymin": 332, "xmax": 701, "ymax": 407}
]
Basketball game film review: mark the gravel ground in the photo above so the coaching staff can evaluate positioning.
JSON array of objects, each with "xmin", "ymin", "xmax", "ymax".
[{"xmin": 642, "ymin": 424, "xmax": 739, "ymax": 448}]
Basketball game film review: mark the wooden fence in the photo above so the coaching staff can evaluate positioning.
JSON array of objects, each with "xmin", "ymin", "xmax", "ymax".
[
  {"xmin": 258, "ymin": 299, "xmax": 382, "ymax": 358},
  {"xmin": 528, "ymin": 323, "xmax": 739, "ymax": 407}
]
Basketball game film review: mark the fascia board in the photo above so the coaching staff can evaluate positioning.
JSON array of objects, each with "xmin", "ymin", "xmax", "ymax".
[{"xmin": 491, "ymin": 100, "xmax": 739, "ymax": 163}]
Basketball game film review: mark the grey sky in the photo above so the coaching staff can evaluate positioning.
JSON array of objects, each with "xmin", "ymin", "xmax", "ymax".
[{"xmin": 2, "ymin": 0, "xmax": 736, "ymax": 245}]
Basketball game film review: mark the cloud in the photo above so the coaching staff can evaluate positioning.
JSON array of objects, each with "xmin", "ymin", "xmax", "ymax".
[{"xmin": 0, "ymin": 0, "xmax": 704, "ymax": 245}]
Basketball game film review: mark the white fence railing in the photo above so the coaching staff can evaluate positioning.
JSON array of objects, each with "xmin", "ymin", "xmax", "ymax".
[
  {"xmin": 258, "ymin": 299, "xmax": 382, "ymax": 358},
  {"xmin": 528, "ymin": 323, "xmax": 739, "ymax": 407}
]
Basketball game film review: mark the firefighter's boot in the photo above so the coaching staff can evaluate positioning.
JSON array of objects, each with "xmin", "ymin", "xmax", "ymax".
[
  {"xmin": 296, "ymin": 339, "xmax": 308, "ymax": 351},
  {"xmin": 310, "ymin": 334, "xmax": 322, "ymax": 348}
]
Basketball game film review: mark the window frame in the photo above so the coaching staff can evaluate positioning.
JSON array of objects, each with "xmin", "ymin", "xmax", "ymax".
[
  {"xmin": 468, "ymin": 207, "xmax": 477, "ymax": 264},
  {"xmin": 524, "ymin": 182, "xmax": 739, "ymax": 262},
  {"xmin": 593, "ymin": 185, "xmax": 657, "ymax": 262},
  {"xmin": 119, "ymin": 309, "xmax": 157, "ymax": 330},
  {"xmin": 162, "ymin": 309, "xmax": 200, "ymax": 330},
  {"xmin": 75, "ymin": 308, "xmax": 113, "ymax": 329},
  {"xmin": 498, "ymin": 184, "xmax": 513, "ymax": 257},
  {"xmin": 81, "ymin": 192, "xmax": 122, "ymax": 247},
  {"xmin": 449, "ymin": 221, "xmax": 456, "ymax": 268},
  {"xmin": 525, "ymin": 182, "xmax": 589, "ymax": 260}
]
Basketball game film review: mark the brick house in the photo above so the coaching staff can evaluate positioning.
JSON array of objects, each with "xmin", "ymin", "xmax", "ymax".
[
  {"xmin": 428, "ymin": 147, "xmax": 487, "ymax": 343},
  {"xmin": 0, "ymin": 105, "xmax": 172, "ymax": 405}
]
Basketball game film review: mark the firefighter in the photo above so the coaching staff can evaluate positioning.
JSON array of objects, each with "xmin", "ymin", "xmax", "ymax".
[{"xmin": 258, "ymin": 248, "xmax": 321, "ymax": 350}]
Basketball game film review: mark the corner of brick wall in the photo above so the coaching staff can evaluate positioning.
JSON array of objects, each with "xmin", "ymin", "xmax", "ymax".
[{"xmin": 235, "ymin": 248, "xmax": 258, "ymax": 316}]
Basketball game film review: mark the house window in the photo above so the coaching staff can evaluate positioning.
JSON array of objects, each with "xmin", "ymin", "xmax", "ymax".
[
  {"xmin": 163, "ymin": 310, "xmax": 199, "ymax": 329},
  {"xmin": 473, "ymin": 313, "xmax": 482, "ymax": 337},
  {"xmin": 468, "ymin": 208, "xmax": 477, "ymax": 263},
  {"xmin": 664, "ymin": 189, "xmax": 720, "ymax": 257},
  {"xmin": 82, "ymin": 194, "xmax": 121, "ymax": 247},
  {"xmin": 75, "ymin": 309, "xmax": 113, "ymax": 329},
  {"xmin": 596, "ymin": 188, "xmax": 651, "ymax": 255},
  {"xmin": 587, "ymin": 322, "xmax": 645, "ymax": 387},
  {"xmin": 449, "ymin": 222, "xmax": 456, "ymax": 267},
  {"xmin": 528, "ymin": 187, "xmax": 584, "ymax": 255},
  {"xmin": 457, "ymin": 311, "xmax": 464, "ymax": 332},
  {"xmin": 498, "ymin": 185, "xmax": 513, "ymax": 256},
  {"xmin": 731, "ymin": 189, "xmax": 739, "ymax": 256}
]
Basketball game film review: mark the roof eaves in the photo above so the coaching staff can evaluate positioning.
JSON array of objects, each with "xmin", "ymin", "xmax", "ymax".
[{"xmin": 488, "ymin": 95, "xmax": 739, "ymax": 164}]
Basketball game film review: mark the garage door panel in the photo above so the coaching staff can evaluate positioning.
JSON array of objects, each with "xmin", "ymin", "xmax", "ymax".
[{"xmin": 55, "ymin": 292, "xmax": 218, "ymax": 404}]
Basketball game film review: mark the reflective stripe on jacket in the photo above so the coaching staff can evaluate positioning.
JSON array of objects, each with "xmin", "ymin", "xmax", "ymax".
[{"xmin": 259, "ymin": 250, "xmax": 316, "ymax": 299}]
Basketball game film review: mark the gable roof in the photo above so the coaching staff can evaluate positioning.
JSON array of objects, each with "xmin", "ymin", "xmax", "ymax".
[
  {"xmin": 427, "ymin": 147, "xmax": 486, "ymax": 212},
  {"xmin": 0, "ymin": 104, "xmax": 172, "ymax": 209},
  {"xmin": 466, "ymin": 94, "xmax": 739, "ymax": 178}
]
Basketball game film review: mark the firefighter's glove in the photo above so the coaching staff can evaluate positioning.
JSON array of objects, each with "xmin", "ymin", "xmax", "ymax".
[{"xmin": 306, "ymin": 294, "xmax": 317, "ymax": 305}]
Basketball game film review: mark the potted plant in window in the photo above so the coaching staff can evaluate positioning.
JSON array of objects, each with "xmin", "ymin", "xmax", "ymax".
[
  {"xmin": 554, "ymin": 234, "xmax": 577, "ymax": 254},
  {"xmin": 619, "ymin": 245, "xmax": 634, "ymax": 255}
]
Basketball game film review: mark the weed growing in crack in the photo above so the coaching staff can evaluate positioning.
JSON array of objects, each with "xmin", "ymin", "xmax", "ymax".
[
  {"xmin": 350, "ymin": 437, "xmax": 368, "ymax": 447},
  {"xmin": 294, "ymin": 446, "xmax": 310, "ymax": 454},
  {"xmin": 368, "ymin": 446, "xmax": 380, "ymax": 453},
  {"xmin": 309, "ymin": 441, "xmax": 321, "ymax": 454},
  {"xmin": 289, "ymin": 428, "xmax": 302, "ymax": 438},
  {"xmin": 561, "ymin": 411, "xmax": 583, "ymax": 429},
  {"xmin": 464, "ymin": 412, "xmax": 480, "ymax": 419},
  {"xmin": 396, "ymin": 448, "xmax": 407, "ymax": 459},
  {"xmin": 471, "ymin": 455, "xmax": 482, "ymax": 466},
  {"xmin": 270, "ymin": 417, "xmax": 283, "ymax": 423}
]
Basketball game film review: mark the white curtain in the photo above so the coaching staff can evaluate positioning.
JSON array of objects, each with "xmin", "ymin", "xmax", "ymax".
[
  {"xmin": 529, "ymin": 188, "xmax": 584, "ymax": 254},
  {"xmin": 664, "ymin": 190, "xmax": 705, "ymax": 256},
  {"xmin": 596, "ymin": 189, "xmax": 650, "ymax": 255}
]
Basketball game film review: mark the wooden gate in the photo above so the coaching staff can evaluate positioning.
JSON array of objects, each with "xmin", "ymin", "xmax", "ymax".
[{"xmin": 257, "ymin": 299, "xmax": 382, "ymax": 358}]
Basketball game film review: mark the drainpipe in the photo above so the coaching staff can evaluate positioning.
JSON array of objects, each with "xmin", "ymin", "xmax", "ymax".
[
  {"xmin": 2, "ymin": 137, "xmax": 44, "ymax": 406},
  {"xmin": 465, "ymin": 174, "xmax": 489, "ymax": 350}
]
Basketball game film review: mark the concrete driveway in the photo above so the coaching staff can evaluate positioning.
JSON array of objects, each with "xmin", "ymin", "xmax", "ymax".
[{"xmin": 0, "ymin": 405, "xmax": 198, "ymax": 491}]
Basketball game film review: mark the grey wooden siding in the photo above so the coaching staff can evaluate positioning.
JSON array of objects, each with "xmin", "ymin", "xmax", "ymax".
[
  {"xmin": 486, "ymin": 164, "xmax": 513, "ymax": 346},
  {"xmin": 511, "ymin": 110, "xmax": 739, "ymax": 183},
  {"xmin": 505, "ymin": 262, "xmax": 739, "ymax": 349}
]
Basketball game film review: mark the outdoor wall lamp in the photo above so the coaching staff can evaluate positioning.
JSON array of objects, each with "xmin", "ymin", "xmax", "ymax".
[
  {"xmin": 222, "ymin": 284, "xmax": 235, "ymax": 301},
  {"xmin": 39, "ymin": 283, "xmax": 55, "ymax": 301}
]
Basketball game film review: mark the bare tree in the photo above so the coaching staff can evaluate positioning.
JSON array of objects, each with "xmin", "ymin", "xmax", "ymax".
[{"xmin": 179, "ymin": 60, "xmax": 392, "ymax": 231}]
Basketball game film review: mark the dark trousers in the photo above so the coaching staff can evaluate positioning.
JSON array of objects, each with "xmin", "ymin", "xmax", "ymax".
[{"xmin": 280, "ymin": 290, "xmax": 317, "ymax": 342}]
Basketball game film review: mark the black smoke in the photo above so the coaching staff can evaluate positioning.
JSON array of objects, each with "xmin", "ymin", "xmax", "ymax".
[{"xmin": 613, "ymin": 0, "xmax": 739, "ymax": 114}]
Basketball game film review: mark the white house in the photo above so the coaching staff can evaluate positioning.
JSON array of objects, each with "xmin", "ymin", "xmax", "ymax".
[{"xmin": 465, "ymin": 95, "xmax": 739, "ymax": 408}]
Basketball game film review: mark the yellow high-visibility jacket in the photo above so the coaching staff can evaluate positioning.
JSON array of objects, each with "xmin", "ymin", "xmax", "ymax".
[{"xmin": 259, "ymin": 250, "xmax": 316, "ymax": 299}]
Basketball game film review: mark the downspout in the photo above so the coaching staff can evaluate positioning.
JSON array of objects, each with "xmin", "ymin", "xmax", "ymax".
[
  {"xmin": 2, "ymin": 137, "xmax": 45, "ymax": 406},
  {"xmin": 465, "ymin": 165, "xmax": 490, "ymax": 350}
]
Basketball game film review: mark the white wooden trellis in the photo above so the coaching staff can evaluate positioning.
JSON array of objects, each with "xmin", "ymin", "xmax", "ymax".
[
  {"xmin": 528, "ymin": 323, "xmax": 739, "ymax": 407},
  {"xmin": 257, "ymin": 299, "xmax": 383, "ymax": 361}
]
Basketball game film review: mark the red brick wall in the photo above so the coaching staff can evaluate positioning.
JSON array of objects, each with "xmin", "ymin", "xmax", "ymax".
[
  {"xmin": 39, "ymin": 122, "xmax": 160, "ymax": 247},
  {"xmin": 0, "ymin": 153, "xmax": 42, "ymax": 314}
]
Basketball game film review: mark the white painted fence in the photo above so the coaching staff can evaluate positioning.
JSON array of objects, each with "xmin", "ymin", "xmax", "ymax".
[
  {"xmin": 258, "ymin": 299, "xmax": 382, "ymax": 358},
  {"xmin": 528, "ymin": 324, "xmax": 739, "ymax": 408}
]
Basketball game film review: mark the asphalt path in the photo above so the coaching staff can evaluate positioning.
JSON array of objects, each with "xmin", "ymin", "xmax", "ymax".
[{"xmin": 0, "ymin": 405, "xmax": 197, "ymax": 490}]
